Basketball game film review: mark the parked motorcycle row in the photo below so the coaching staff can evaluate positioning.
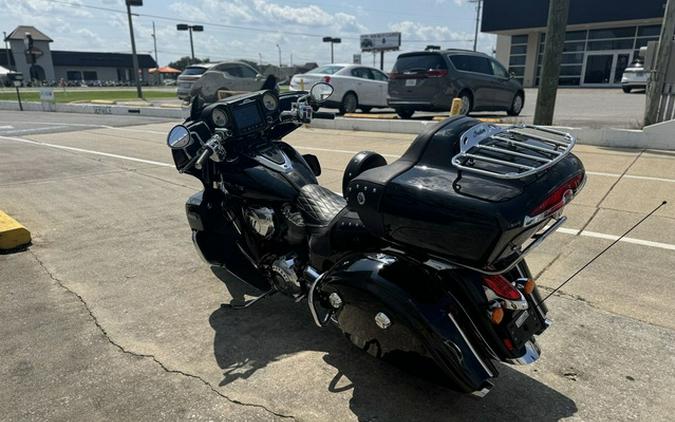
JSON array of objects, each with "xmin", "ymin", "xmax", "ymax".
[{"xmin": 166, "ymin": 79, "xmax": 586, "ymax": 396}]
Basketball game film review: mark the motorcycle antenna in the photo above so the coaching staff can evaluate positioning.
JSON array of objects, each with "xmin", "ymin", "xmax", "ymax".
[{"xmin": 537, "ymin": 200, "xmax": 667, "ymax": 306}]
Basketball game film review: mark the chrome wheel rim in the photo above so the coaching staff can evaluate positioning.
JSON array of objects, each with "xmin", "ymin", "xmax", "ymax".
[{"xmin": 460, "ymin": 96, "xmax": 471, "ymax": 115}]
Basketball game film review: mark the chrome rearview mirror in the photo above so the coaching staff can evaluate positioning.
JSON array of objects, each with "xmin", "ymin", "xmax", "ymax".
[
  {"xmin": 310, "ymin": 82, "xmax": 334, "ymax": 103},
  {"xmin": 167, "ymin": 125, "xmax": 192, "ymax": 149}
]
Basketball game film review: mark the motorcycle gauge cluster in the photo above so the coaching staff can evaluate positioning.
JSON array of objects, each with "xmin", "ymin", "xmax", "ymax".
[
  {"xmin": 211, "ymin": 107, "xmax": 228, "ymax": 127},
  {"xmin": 262, "ymin": 92, "xmax": 279, "ymax": 111}
]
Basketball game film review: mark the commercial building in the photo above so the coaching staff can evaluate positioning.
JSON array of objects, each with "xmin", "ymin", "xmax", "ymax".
[
  {"xmin": 1, "ymin": 26, "xmax": 156, "ymax": 83},
  {"xmin": 482, "ymin": 0, "xmax": 667, "ymax": 87}
]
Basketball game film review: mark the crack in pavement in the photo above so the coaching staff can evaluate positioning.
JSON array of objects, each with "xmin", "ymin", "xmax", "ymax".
[{"xmin": 28, "ymin": 249, "xmax": 295, "ymax": 420}]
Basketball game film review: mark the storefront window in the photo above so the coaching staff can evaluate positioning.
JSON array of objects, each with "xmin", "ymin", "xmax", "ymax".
[
  {"xmin": 588, "ymin": 27, "xmax": 636, "ymax": 40},
  {"xmin": 637, "ymin": 25, "xmax": 661, "ymax": 37}
]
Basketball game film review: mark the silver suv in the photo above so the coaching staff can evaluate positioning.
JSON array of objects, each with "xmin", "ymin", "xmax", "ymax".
[
  {"xmin": 176, "ymin": 61, "xmax": 265, "ymax": 100},
  {"xmin": 388, "ymin": 49, "xmax": 524, "ymax": 119}
]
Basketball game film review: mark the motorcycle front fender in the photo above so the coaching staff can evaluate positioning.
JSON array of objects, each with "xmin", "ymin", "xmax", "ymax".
[{"xmin": 316, "ymin": 252, "xmax": 496, "ymax": 393}]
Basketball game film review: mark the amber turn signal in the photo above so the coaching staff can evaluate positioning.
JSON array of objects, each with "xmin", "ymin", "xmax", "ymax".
[
  {"xmin": 523, "ymin": 279, "xmax": 536, "ymax": 295},
  {"xmin": 490, "ymin": 306, "xmax": 504, "ymax": 325}
]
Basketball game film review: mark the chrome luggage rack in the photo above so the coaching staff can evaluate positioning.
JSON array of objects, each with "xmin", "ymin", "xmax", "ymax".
[{"xmin": 451, "ymin": 123, "xmax": 576, "ymax": 179}]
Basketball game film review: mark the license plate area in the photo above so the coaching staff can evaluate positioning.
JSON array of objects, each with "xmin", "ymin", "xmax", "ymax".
[
  {"xmin": 405, "ymin": 79, "xmax": 417, "ymax": 87},
  {"xmin": 506, "ymin": 309, "xmax": 543, "ymax": 350}
]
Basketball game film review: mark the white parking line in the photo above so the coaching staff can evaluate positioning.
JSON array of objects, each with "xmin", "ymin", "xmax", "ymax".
[
  {"xmin": 0, "ymin": 135, "xmax": 172, "ymax": 167},
  {"xmin": 2, "ymin": 134, "xmax": 674, "ymax": 252},
  {"xmin": 0, "ymin": 120, "xmax": 168, "ymax": 134},
  {"xmin": 557, "ymin": 227, "xmax": 675, "ymax": 251}
]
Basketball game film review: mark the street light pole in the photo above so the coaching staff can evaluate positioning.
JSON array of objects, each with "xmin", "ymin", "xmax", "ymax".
[
  {"xmin": 322, "ymin": 37, "xmax": 341, "ymax": 63},
  {"xmin": 470, "ymin": 0, "xmax": 482, "ymax": 51},
  {"xmin": 125, "ymin": 0, "xmax": 143, "ymax": 99},
  {"xmin": 177, "ymin": 24, "xmax": 204, "ymax": 64},
  {"xmin": 189, "ymin": 27, "xmax": 195, "ymax": 61},
  {"xmin": 276, "ymin": 44, "xmax": 282, "ymax": 67}
]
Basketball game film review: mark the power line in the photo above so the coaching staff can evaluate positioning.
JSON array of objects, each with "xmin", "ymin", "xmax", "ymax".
[{"xmin": 48, "ymin": 0, "xmax": 478, "ymax": 44}]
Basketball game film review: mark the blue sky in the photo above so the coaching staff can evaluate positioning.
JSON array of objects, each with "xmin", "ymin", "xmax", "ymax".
[{"xmin": 1, "ymin": 0, "xmax": 495, "ymax": 70}]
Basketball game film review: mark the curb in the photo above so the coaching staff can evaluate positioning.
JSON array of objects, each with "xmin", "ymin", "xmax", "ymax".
[
  {"xmin": 0, "ymin": 210, "xmax": 31, "ymax": 252},
  {"xmin": 307, "ymin": 116, "xmax": 675, "ymax": 150},
  {"xmin": 0, "ymin": 100, "xmax": 186, "ymax": 119}
]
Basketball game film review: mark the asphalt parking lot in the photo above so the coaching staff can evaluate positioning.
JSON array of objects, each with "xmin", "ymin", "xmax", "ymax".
[{"xmin": 1, "ymin": 110, "xmax": 674, "ymax": 421}]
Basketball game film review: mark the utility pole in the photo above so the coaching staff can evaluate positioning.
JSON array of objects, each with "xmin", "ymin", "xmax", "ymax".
[
  {"xmin": 151, "ymin": 21, "xmax": 159, "ymax": 86},
  {"xmin": 290, "ymin": 52, "xmax": 293, "ymax": 67},
  {"xmin": 151, "ymin": 21, "xmax": 158, "ymax": 66},
  {"xmin": 470, "ymin": 0, "xmax": 482, "ymax": 51},
  {"xmin": 533, "ymin": 0, "xmax": 570, "ymax": 125},
  {"xmin": 258, "ymin": 52, "xmax": 263, "ymax": 66},
  {"xmin": 276, "ymin": 44, "xmax": 282, "ymax": 67},
  {"xmin": 125, "ymin": 0, "xmax": 143, "ymax": 99},
  {"xmin": 3, "ymin": 32, "xmax": 11, "ymax": 70},
  {"xmin": 645, "ymin": 0, "xmax": 675, "ymax": 126}
]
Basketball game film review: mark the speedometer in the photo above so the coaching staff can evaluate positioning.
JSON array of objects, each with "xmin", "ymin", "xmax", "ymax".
[
  {"xmin": 262, "ymin": 92, "xmax": 278, "ymax": 111},
  {"xmin": 212, "ymin": 108, "xmax": 228, "ymax": 127}
]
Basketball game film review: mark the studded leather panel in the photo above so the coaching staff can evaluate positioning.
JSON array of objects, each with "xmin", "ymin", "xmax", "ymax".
[{"xmin": 296, "ymin": 184, "xmax": 346, "ymax": 227}]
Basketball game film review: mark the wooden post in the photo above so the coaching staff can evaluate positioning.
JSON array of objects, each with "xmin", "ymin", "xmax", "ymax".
[
  {"xmin": 644, "ymin": 0, "xmax": 675, "ymax": 126},
  {"xmin": 533, "ymin": 0, "xmax": 570, "ymax": 126}
]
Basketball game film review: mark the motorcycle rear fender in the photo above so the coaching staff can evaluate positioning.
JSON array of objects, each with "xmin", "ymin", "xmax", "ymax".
[
  {"xmin": 317, "ymin": 252, "xmax": 497, "ymax": 393},
  {"xmin": 186, "ymin": 190, "xmax": 270, "ymax": 290}
]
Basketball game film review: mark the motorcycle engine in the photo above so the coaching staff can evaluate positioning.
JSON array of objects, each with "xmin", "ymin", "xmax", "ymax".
[
  {"xmin": 244, "ymin": 207, "xmax": 275, "ymax": 238},
  {"xmin": 270, "ymin": 254, "xmax": 303, "ymax": 297}
]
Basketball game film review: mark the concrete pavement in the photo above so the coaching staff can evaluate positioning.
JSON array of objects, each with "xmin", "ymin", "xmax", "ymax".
[{"xmin": 1, "ymin": 111, "xmax": 674, "ymax": 421}]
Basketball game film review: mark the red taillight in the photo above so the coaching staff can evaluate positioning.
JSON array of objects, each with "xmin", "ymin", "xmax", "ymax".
[
  {"xmin": 526, "ymin": 174, "xmax": 584, "ymax": 225},
  {"xmin": 389, "ymin": 72, "xmax": 402, "ymax": 80},
  {"xmin": 426, "ymin": 69, "xmax": 448, "ymax": 78},
  {"xmin": 323, "ymin": 76, "xmax": 331, "ymax": 83},
  {"xmin": 503, "ymin": 338, "xmax": 514, "ymax": 351},
  {"xmin": 482, "ymin": 275, "xmax": 521, "ymax": 301}
]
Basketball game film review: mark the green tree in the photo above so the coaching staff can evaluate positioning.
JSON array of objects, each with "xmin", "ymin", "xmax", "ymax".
[{"xmin": 167, "ymin": 56, "xmax": 210, "ymax": 70}]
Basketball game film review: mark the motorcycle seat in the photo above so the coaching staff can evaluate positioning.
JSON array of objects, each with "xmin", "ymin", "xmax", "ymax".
[{"xmin": 296, "ymin": 184, "xmax": 346, "ymax": 227}]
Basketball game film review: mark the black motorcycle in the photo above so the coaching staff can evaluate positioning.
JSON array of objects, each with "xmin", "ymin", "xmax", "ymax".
[{"xmin": 167, "ymin": 83, "xmax": 585, "ymax": 396}]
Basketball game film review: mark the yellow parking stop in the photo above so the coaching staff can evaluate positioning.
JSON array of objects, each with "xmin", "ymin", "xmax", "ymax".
[{"xmin": 0, "ymin": 211, "xmax": 31, "ymax": 251}]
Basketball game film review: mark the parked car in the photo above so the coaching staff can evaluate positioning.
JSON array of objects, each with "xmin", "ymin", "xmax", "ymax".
[
  {"xmin": 621, "ymin": 59, "xmax": 648, "ymax": 93},
  {"xmin": 289, "ymin": 64, "xmax": 389, "ymax": 113},
  {"xmin": 177, "ymin": 61, "xmax": 267, "ymax": 100},
  {"xmin": 388, "ymin": 49, "xmax": 524, "ymax": 119}
]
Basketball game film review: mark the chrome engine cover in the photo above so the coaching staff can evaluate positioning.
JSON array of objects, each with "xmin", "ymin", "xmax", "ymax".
[
  {"xmin": 271, "ymin": 254, "xmax": 302, "ymax": 296},
  {"xmin": 245, "ymin": 207, "xmax": 275, "ymax": 238}
]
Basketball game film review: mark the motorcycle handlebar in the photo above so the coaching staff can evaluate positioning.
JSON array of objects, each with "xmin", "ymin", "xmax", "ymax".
[
  {"xmin": 312, "ymin": 112, "xmax": 336, "ymax": 120},
  {"xmin": 195, "ymin": 146, "xmax": 212, "ymax": 168}
]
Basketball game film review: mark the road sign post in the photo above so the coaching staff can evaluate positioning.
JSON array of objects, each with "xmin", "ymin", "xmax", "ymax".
[{"xmin": 8, "ymin": 73, "xmax": 24, "ymax": 111}]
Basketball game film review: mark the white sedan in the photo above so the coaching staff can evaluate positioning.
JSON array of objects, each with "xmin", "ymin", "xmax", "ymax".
[{"xmin": 289, "ymin": 64, "xmax": 389, "ymax": 113}]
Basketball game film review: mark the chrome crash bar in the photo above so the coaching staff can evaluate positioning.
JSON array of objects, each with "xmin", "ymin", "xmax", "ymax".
[{"xmin": 452, "ymin": 123, "xmax": 576, "ymax": 179}]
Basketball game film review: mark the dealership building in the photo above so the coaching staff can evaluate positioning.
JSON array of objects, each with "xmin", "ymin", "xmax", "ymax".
[
  {"xmin": 1, "ymin": 26, "xmax": 156, "ymax": 83},
  {"xmin": 483, "ymin": 0, "xmax": 667, "ymax": 88}
]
